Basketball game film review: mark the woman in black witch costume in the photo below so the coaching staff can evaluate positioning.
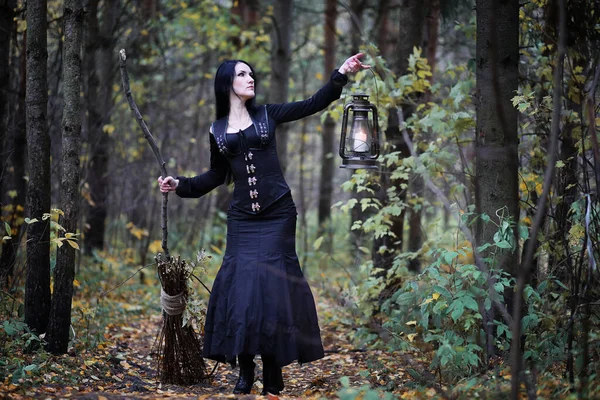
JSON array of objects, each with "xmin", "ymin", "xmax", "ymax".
[{"xmin": 158, "ymin": 53, "xmax": 369, "ymax": 395}]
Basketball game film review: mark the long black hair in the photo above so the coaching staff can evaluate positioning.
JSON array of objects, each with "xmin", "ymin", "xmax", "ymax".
[{"xmin": 214, "ymin": 59, "xmax": 257, "ymax": 120}]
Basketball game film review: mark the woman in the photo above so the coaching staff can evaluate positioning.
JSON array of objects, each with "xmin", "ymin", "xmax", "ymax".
[{"xmin": 159, "ymin": 53, "xmax": 369, "ymax": 395}]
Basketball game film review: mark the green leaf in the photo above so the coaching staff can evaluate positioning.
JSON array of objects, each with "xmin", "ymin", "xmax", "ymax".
[
  {"xmin": 477, "ymin": 243, "xmax": 492, "ymax": 252},
  {"xmin": 494, "ymin": 282, "xmax": 505, "ymax": 293},
  {"xmin": 23, "ymin": 364, "xmax": 38, "ymax": 372},
  {"xmin": 462, "ymin": 296, "xmax": 479, "ymax": 312},
  {"xmin": 518, "ymin": 225, "xmax": 529, "ymax": 240},
  {"xmin": 24, "ymin": 217, "xmax": 39, "ymax": 224},
  {"xmin": 484, "ymin": 298, "xmax": 492, "ymax": 311},
  {"xmin": 495, "ymin": 240, "xmax": 512, "ymax": 249},
  {"xmin": 450, "ymin": 301, "xmax": 465, "ymax": 321},
  {"xmin": 433, "ymin": 285, "xmax": 452, "ymax": 299},
  {"xmin": 4, "ymin": 222, "xmax": 10, "ymax": 236},
  {"xmin": 3, "ymin": 321, "xmax": 15, "ymax": 336},
  {"xmin": 340, "ymin": 376, "xmax": 350, "ymax": 387},
  {"xmin": 395, "ymin": 291, "xmax": 416, "ymax": 306},
  {"xmin": 554, "ymin": 279, "xmax": 569, "ymax": 290},
  {"xmin": 443, "ymin": 251, "xmax": 459, "ymax": 264}
]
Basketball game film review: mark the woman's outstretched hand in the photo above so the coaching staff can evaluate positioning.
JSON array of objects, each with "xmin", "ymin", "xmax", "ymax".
[
  {"xmin": 158, "ymin": 176, "xmax": 179, "ymax": 193},
  {"xmin": 339, "ymin": 53, "xmax": 371, "ymax": 75}
]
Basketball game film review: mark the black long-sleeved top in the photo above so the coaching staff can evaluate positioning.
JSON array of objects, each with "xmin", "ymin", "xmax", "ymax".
[{"xmin": 176, "ymin": 70, "xmax": 348, "ymax": 214}]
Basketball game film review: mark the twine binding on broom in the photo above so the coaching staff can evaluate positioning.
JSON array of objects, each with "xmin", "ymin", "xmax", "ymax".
[{"xmin": 160, "ymin": 289, "xmax": 186, "ymax": 316}]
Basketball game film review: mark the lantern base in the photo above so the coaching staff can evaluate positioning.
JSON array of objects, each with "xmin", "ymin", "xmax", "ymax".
[{"xmin": 339, "ymin": 158, "xmax": 378, "ymax": 169}]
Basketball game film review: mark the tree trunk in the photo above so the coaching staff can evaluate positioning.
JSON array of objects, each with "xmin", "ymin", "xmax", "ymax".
[
  {"xmin": 230, "ymin": 0, "xmax": 260, "ymax": 48},
  {"xmin": 46, "ymin": 0, "xmax": 83, "ymax": 354},
  {"xmin": 0, "ymin": 0, "xmax": 16, "ymax": 286},
  {"xmin": 0, "ymin": 0, "xmax": 13, "ymax": 189},
  {"xmin": 0, "ymin": 15, "xmax": 26, "ymax": 288},
  {"xmin": 84, "ymin": 0, "xmax": 116, "ymax": 253},
  {"xmin": 475, "ymin": 0, "xmax": 519, "ymax": 279},
  {"xmin": 317, "ymin": 0, "xmax": 337, "ymax": 233},
  {"xmin": 555, "ymin": 54, "xmax": 582, "ymax": 283},
  {"xmin": 474, "ymin": 0, "xmax": 519, "ymax": 356},
  {"xmin": 232, "ymin": 0, "xmax": 259, "ymax": 27},
  {"xmin": 25, "ymin": 0, "xmax": 51, "ymax": 334},
  {"xmin": 270, "ymin": 0, "xmax": 292, "ymax": 174}
]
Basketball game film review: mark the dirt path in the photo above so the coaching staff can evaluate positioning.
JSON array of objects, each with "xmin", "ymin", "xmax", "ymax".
[{"xmin": 61, "ymin": 314, "xmax": 382, "ymax": 399}]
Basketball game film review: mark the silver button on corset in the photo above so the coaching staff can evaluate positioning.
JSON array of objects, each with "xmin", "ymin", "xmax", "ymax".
[{"xmin": 246, "ymin": 151, "xmax": 260, "ymax": 211}]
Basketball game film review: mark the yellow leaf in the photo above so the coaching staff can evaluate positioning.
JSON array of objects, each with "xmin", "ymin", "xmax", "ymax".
[
  {"xmin": 406, "ymin": 321, "xmax": 417, "ymax": 326},
  {"xmin": 313, "ymin": 236, "xmax": 324, "ymax": 250},
  {"xmin": 407, "ymin": 333, "xmax": 418, "ymax": 342},
  {"xmin": 432, "ymin": 292, "xmax": 441, "ymax": 300},
  {"xmin": 210, "ymin": 244, "xmax": 222, "ymax": 255},
  {"xmin": 315, "ymin": 72, "xmax": 323, "ymax": 81},
  {"xmin": 52, "ymin": 238, "xmax": 64, "ymax": 248},
  {"xmin": 73, "ymin": 279, "xmax": 80, "ymax": 287},
  {"xmin": 149, "ymin": 240, "xmax": 162, "ymax": 254},
  {"xmin": 67, "ymin": 240, "xmax": 80, "ymax": 250},
  {"xmin": 102, "ymin": 124, "xmax": 116, "ymax": 135},
  {"xmin": 8, "ymin": 190, "xmax": 17, "ymax": 199}
]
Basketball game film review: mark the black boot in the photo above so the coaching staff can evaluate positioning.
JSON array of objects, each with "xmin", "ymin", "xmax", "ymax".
[
  {"xmin": 233, "ymin": 353, "xmax": 255, "ymax": 394},
  {"xmin": 261, "ymin": 354, "xmax": 284, "ymax": 395}
]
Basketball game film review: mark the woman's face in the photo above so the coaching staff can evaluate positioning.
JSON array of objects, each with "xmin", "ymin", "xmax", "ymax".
[{"xmin": 231, "ymin": 62, "xmax": 255, "ymax": 102}]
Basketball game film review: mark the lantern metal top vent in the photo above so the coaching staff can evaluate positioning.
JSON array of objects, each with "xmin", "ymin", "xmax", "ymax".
[{"xmin": 339, "ymin": 94, "xmax": 379, "ymax": 169}]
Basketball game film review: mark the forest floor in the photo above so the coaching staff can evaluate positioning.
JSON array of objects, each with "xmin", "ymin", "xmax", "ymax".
[{"xmin": 1, "ymin": 294, "xmax": 436, "ymax": 400}]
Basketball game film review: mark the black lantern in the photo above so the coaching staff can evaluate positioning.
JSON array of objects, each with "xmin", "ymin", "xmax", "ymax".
[{"xmin": 339, "ymin": 94, "xmax": 379, "ymax": 169}]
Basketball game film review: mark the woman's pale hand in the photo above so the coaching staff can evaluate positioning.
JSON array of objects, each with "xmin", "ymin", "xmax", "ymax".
[
  {"xmin": 158, "ymin": 176, "xmax": 179, "ymax": 193},
  {"xmin": 339, "ymin": 53, "xmax": 370, "ymax": 75}
]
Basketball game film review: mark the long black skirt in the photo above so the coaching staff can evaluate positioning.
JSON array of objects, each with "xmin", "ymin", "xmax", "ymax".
[{"xmin": 202, "ymin": 193, "xmax": 324, "ymax": 367}]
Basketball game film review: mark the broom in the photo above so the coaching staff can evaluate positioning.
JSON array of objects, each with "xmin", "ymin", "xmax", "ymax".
[{"xmin": 118, "ymin": 49, "xmax": 209, "ymax": 385}]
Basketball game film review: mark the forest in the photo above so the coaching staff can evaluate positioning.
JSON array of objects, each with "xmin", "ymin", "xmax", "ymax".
[{"xmin": 0, "ymin": 0, "xmax": 599, "ymax": 398}]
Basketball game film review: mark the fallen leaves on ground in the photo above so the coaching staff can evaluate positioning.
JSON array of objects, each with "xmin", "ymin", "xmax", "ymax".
[{"xmin": 1, "ymin": 307, "xmax": 437, "ymax": 399}]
